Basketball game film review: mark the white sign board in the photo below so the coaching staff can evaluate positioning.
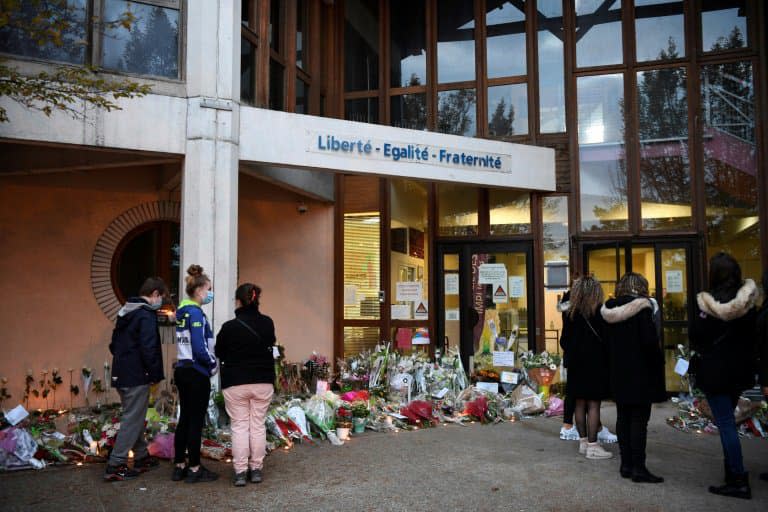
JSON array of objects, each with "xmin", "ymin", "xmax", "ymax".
[
  {"xmin": 476, "ymin": 382, "xmax": 499, "ymax": 394},
  {"xmin": 500, "ymin": 371, "xmax": 519, "ymax": 384},
  {"xmin": 396, "ymin": 282, "xmax": 423, "ymax": 302},
  {"xmin": 478, "ymin": 264, "xmax": 507, "ymax": 284},
  {"xmin": 414, "ymin": 300, "xmax": 428, "ymax": 320},
  {"xmin": 445, "ymin": 308, "xmax": 460, "ymax": 321},
  {"xmin": 509, "ymin": 276, "xmax": 525, "ymax": 298},
  {"xmin": 492, "ymin": 282, "xmax": 508, "ymax": 304},
  {"xmin": 343, "ymin": 284, "xmax": 357, "ymax": 305},
  {"xmin": 391, "ymin": 304, "xmax": 411, "ymax": 320},
  {"xmin": 666, "ymin": 270, "xmax": 684, "ymax": 293},
  {"xmin": 674, "ymin": 358, "xmax": 689, "ymax": 376},
  {"xmin": 444, "ymin": 273, "xmax": 459, "ymax": 295},
  {"xmin": 492, "ymin": 351, "xmax": 515, "ymax": 367}
]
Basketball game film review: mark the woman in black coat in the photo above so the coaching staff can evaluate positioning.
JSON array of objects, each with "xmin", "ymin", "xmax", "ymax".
[
  {"xmin": 559, "ymin": 276, "xmax": 612, "ymax": 460},
  {"xmin": 601, "ymin": 272, "xmax": 666, "ymax": 484},
  {"xmin": 690, "ymin": 253, "xmax": 758, "ymax": 500},
  {"xmin": 215, "ymin": 283, "xmax": 276, "ymax": 487}
]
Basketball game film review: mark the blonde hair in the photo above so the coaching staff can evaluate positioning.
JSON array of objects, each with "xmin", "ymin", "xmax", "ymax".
[
  {"xmin": 615, "ymin": 272, "xmax": 649, "ymax": 297},
  {"xmin": 569, "ymin": 275, "xmax": 604, "ymax": 319}
]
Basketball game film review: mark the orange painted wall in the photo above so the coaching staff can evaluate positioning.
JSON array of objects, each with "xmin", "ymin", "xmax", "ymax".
[
  {"xmin": 237, "ymin": 174, "xmax": 334, "ymax": 364},
  {"xmin": 0, "ymin": 166, "xmax": 170, "ymax": 410}
]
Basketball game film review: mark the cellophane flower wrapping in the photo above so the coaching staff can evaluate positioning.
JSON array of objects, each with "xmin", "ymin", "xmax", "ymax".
[
  {"xmin": 464, "ymin": 395, "xmax": 488, "ymax": 422},
  {"xmin": 302, "ymin": 396, "xmax": 335, "ymax": 434},
  {"xmin": 399, "ymin": 400, "xmax": 435, "ymax": 426}
]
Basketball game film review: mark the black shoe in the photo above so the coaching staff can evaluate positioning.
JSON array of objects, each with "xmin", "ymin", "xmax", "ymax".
[
  {"xmin": 233, "ymin": 472, "xmax": 247, "ymax": 487},
  {"xmin": 185, "ymin": 465, "xmax": 219, "ymax": 483},
  {"xmin": 249, "ymin": 468, "xmax": 263, "ymax": 484},
  {"xmin": 620, "ymin": 464, "xmax": 633, "ymax": 479},
  {"xmin": 709, "ymin": 472, "xmax": 751, "ymax": 500},
  {"xmin": 171, "ymin": 465, "xmax": 188, "ymax": 481},
  {"xmin": 133, "ymin": 455, "xmax": 160, "ymax": 472},
  {"xmin": 104, "ymin": 464, "xmax": 140, "ymax": 482},
  {"xmin": 631, "ymin": 467, "xmax": 664, "ymax": 484}
]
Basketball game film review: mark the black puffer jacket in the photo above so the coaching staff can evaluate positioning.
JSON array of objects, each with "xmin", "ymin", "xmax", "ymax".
[
  {"xmin": 689, "ymin": 280, "xmax": 758, "ymax": 395},
  {"xmin": 215, "ymin": 303, "xmax": 276, "ymax": 389},
  {"xmin": 601, "ymin": 296, "xmax": 666, "ymax": 404},
  {"xmin": 109, "ymin": 298, "xmax": 164, "ymax": 387},
  {"xmin": 758, "ymin": 303, "xmax": 768, "ymax": 388}
]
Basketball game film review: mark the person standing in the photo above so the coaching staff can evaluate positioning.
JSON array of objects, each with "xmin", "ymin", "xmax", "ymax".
[
  {"xmin": 559, "ymin": 276, "xmax": 612, "ymax": 460},
  {"xmin": 215, "ymin": 283, "xmax": 276, "ymax": 487},
  {"xmin": 104, "ymin": 277, "xmax": 167, "ymax": 481},
  {"xmin": 690, "ymin": 253, "xmax": 758, "ymax": 500},
  {"xmin": 601, "ymin": 272, "xmax": 666, "ymax": 483},
  {"xmin": 757, "ymin": 270, "xmax": 768, "ymax": 483},
  {"xmin": 173, "ymin": 264, "xmax": 218, "ymax": 483}
]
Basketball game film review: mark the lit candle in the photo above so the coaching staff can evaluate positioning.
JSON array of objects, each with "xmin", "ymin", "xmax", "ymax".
[
  {"xmin": 89, "ymin": 441, "xmax": 98, "ymax": 453},
  {"xmin": 128, "ymin": 450, "xmax": 134, "ymax": 458}
]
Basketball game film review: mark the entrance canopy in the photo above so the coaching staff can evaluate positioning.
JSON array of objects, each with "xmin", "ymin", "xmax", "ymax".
[{"xmin": 239, "ymin": 108, "xmax": 555, "ymax": 191}]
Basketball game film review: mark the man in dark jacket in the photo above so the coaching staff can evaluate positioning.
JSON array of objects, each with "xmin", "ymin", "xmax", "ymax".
[{"xmin": 104, "ymin": 277, "xmax": 167, "ymax": 482}]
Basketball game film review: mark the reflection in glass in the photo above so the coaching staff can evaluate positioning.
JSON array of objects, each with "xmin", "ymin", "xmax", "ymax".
[
  {"xmin": 344, "ymin": 327, "xmax": 380, "ymax": 357},
  {"xmin": 488, "ymin": 84, "xmax": 528, "ymax": 136},
  {"xmin": 701, "ymin": 61, "xmax": 760, "ymax": 280},
  {"xmin": 631, "ymin": 246, "xmax": 656, "ymax": 296},
  {"xmin": 390, "ymin": 0, "xmax": 426, "ymax": 88},
  {"xmin": 240, "ymin": 37, "xmax": 256, "ymax": 105},
  {"xmin": 0, "ymin": 0, "xmax": 86, "ymax": 64},
  {"xmin": 270, "ymin": 0, "xmax": 281, "ymax": 49},
  {"xmin": 701, "ymin": 0, "xmax": 748, "ymax": 52},
  {"xmin": 345, "ymin": 0, "xmax": 379, "ymax": 91},
  {"xmin": 269, "ymin": 59, "xmax": 284, "ymax": 110},
  {"xmin": 575, "ymin": 0, "xmax": 622, "ymax": 68},
  {"xmin": 438, "ymin": 0, "xmax": 475, "ymax": 83},
  {"xmin": 295, "ymin": 79, "xmax": 308, "ymax": 114},
  {"xmin": 586, "ymin": 246, "xmax": 625, "ymax": 298},
  {"xmin": 578, "ymin": 74, "xmax": 627, "ymax": 231},
  {"xmin": 437, "ymin": 89, "xmax": 476, "ymax": 136},
  {"xmin": 638, "ymin": 67, "xmax": 691, "ymax": 230},
  {"xmin": 486, "ymin": 0, "xmax": 526, "ymax": 78},
  {"xmin": 635, "ymin": 0, "xmax": 685, "ymax": 62},
  {"xmin": 537, "ymin": 0, "xmax": 565, "ymax": 133},
  {"xmin": 489, "ymin": 189, "xmax": 530, "ymax": 235},
  {"xmin": 345, "ymin": 97, "xmax": 378, "ymax": 124},
  {"xmin": 390, "ymin": 180, "xmax": 429, "ymax": 320},
  {"xmin": 542, "ymin": 196, "xmax": 569, "ymax": 355},
  {"xmin": 390, "ymin": 94, "xmax": 427, "ymax": 130},
  {"xmin": 296, "ymin": 0, "xmax": 308, "ymax": 70},
  {"xmin": 101, "ymin": 0, "xmax": 180, "ymax": 79},
  {"xmin": 438, "ymin": 184, "xmax": 478, "ymax": 236}
]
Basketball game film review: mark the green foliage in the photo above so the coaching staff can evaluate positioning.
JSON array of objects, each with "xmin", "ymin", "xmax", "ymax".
[{"xmin": 0, "ymin": 0, "xmax": 151, "ymax": 123}]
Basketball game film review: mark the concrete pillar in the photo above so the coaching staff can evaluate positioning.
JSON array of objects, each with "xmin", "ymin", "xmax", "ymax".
[{"xmin": 180, "ymin": 0, "xmax": 241, "ymax": 339}]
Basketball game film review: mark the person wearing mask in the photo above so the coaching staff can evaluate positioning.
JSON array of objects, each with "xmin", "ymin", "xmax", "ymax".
[
  {"xmin": 215, "ymin": 283, "xmax": 276, "ymax": 487},
  {"xmin": 173, "ymin": 264, "xmax": 218, "ymax": 483},
  {"xmin": 560, "ymin": 276, "xmax": 612, "ymax": 460},
  {"xmin": 690, "ymin": 253, "xmax": 758, "ymax": 500},
  {"xmin": 601, "ymin": 272, "xmax": 666, "ymax": 484},
  {"xmin": 757, "ymin": 270, "xmax": 768, "ymax": 483},
  {"xmin": 104, "ymin": 277, "xmax": 168, "ymax": 481}
]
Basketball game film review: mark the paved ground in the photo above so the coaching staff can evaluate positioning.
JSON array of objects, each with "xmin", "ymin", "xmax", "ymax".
[{"xmin": 1, "ymin": 402, "xmax": 767, "ymax": 511}]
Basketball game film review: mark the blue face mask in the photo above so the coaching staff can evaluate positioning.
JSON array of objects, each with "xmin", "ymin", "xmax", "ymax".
[
  {"xmin": 202, "ymin": 290, "xmax": 214, "ymax": 305},
  {"xmin": 148, "ymin": 301, "xmax": 163, "ymax": 311}
]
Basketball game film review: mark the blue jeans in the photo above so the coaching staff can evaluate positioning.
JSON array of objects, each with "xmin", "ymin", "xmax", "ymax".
[{"xmin": 706, "ymin": 393, "xmax": 745, "ymax": 475}]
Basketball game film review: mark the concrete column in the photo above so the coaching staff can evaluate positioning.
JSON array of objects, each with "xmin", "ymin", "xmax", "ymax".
[{"xmin": 180, "ymin": 0, "xmax": 241, "ymax": 339}]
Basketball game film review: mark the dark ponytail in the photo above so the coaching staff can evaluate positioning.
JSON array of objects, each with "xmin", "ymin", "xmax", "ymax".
[{"xmin": 235, "ymin": 283, "xmax": 261, "ymax": 307}]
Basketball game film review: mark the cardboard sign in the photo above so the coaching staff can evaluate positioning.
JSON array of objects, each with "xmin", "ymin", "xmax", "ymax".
[
  {"xmin": 500, "ymin": 371, "xmax": 519, "ymax": 384},
  {"xmin": 476, "ymin": 382, "xmax": 499, "ymax": 394},
  {"xmin": 478, "ymin": 263, "xmax": 507, "ymax": 284},
  {"xmin": 444, "ymin": 273, "xmax": 459, "ymax": 295},
  {"xmin": 396, "ymin": 282, "xmax": 423, "ymax": 302},
  {"xmin": 674, "ymin": 358, "xmax": 689, "ymax": 376},
  {"xmin": 492, "ymin": 351, "xmax": 515, "ymax": 367}
]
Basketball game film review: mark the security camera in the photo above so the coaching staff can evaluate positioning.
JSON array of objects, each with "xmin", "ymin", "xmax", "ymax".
[{"xmin": 297, "ymin": 203, "xmax": 308, "ymax": 214}]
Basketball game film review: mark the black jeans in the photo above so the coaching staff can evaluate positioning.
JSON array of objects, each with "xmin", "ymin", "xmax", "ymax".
[
  {"xmin": 174, "ymin": 367, "xmax": 211, "ymax": 467},
  {"xmin": 615, "ymin": 402, "xmax": 652, "ymax": 470},
  {"xmin": 563, "ymin": 394, "xmax": 575, "ymax": 425}
]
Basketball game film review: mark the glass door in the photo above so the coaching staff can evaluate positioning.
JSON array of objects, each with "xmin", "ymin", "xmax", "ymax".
[{"xmin": 437, "ymin": 242, "xmax": 534, "ymax": 373}]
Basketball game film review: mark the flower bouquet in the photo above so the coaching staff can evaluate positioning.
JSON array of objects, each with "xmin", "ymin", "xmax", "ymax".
[{"xmin": 519, "ymin": 350, "xmax": 561, "ymax": 400}]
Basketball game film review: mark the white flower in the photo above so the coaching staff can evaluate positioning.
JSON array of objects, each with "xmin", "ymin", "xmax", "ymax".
[{"xmin": 549, "ymin": 364, "xmax": 558, "ymax": 371}]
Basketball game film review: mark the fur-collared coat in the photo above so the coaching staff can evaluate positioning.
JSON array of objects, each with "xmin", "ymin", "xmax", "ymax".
[
  {"xmin": 601, "ymin": 296, "xmax": 667, "ymax": 404},
  {"xmin": 689, "ymin": 280, "xmax": 758, "ymax": 395}
]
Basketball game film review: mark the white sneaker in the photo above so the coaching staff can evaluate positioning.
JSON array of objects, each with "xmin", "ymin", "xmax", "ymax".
[
  {"xmin": 586, "ymin": 442, "xmax": 614, "ymax": 459},
  {"xmin": 578, "ymin": 438, "xmax": 588, "ymax": 455},
  {"xmin": 559, "ymin": 425, "xmax": 580, "ymax": 441},
  {"xmin": 597, "ymin": 426, "xmax": 618, "ymax": 444}
]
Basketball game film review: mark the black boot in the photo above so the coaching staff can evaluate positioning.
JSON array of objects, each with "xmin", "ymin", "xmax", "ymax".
[
  {"xmin": 709, "ymin": 472, "xmax": 751, "ymax": 500},
  {"xmin": 631, "ymin": 466, "xmax": 664, "ymax": 484}
]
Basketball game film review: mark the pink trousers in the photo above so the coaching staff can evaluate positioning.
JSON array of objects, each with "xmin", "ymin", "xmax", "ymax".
[{"xmin": 222, "ymin": 383, "xmax": 274, "ymax": 473}]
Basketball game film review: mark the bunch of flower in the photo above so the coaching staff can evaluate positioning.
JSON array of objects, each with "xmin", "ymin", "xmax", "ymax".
[
  {"xmin": 519, "ymin": 350, "xmax": 561, "ymax": 370},
  {"xmin": 350, "ymin": 400, "xmax": 369, "ymax": 419},
  {"xmin": 99, "ymin": 417, "xmax": 121, "ymax": 449}
]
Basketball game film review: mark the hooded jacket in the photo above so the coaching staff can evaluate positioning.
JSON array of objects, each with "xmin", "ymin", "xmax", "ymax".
[
  {"xmin": 601, "ymin": 296, "xmax": 666, "ymax": 404},
  {"xmin": 109, "ymin": 298, "xmax": 164, "ymax": 388},
  {"xmin": 175, "ymin": 299, "xmax": 217, "ymax": 377},
  {"xmin": 215, "ymin": 303, "xmax": 276, "ymax": 389},
  {"xmin": 689, "ymin": 280, "xmax": 758, "ymax": 394}
]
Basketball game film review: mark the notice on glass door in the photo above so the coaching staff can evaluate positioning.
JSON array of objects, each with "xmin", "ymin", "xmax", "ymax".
[
  {"xmin": 444, "ymin": 273, "xmax": 459, "ymax": 295},
  {"xmin": 396, "ymin": 282, "xmax": 423, "ymax": 302},
  {"xmin": 509, "ymin": 276, "xmax": 525, "ymax": 298},
  {"xmin": 478, "ymin": 263, "xmax": 507, "ymax": 284},
  {"xmin": 666, "ymin": 270, "xmax": 683, "ymax": 293},
  {"xmin": 492, "ymin": 282, "xmax": 508, "ymax": 304},
  {"xmin": 445, "ymin": 308, "xmax": 460, "ymax": 321}
]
